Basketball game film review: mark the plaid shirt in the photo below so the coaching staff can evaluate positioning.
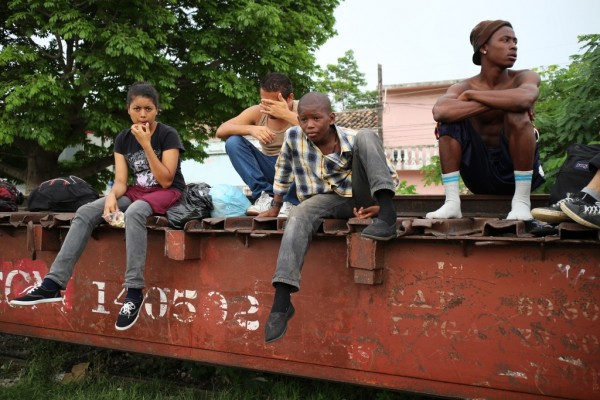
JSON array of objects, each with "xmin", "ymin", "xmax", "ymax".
[{"xmin": 273, "ymin": 125, "xmax": 399, "ymax": 201}]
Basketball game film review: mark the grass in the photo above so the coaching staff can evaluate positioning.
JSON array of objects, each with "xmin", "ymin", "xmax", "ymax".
[{"xmin": 0, "ymin": 335, "xmax": 439, "ymax": 400}]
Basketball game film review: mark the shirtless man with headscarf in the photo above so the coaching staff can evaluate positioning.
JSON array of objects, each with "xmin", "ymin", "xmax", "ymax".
[{"xmin": 426, "ymin": 20, "xmax": 545, "ymax": 220}]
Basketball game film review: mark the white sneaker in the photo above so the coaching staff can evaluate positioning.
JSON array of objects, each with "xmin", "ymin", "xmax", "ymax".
[
  {"xmin": 246, "ymin": 191, "xmax": 273, "ymax": 215},
  {"xmin": 277, "ymin": 202, "xmax": 294, "ymax": 218}
]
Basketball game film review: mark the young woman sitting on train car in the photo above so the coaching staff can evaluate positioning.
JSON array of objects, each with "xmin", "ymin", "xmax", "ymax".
[{"xmin": 10, "ymin": 81, "xmax": 186, "ymax": 332}]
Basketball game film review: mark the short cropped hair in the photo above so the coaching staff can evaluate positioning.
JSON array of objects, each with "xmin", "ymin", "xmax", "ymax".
[
  {"xmin": 260, "ymin": 73, "xmax": 293, "ymax": 99},
  {"xmin": 298, "ymin": 92, "xmax": 332, "ymax": 114}
]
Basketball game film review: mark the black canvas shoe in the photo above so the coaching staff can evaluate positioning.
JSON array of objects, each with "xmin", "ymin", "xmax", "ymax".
[
  {"xmin": 531, "ymin": 192, "xmax": 599, "ymax": 224},
  {"xmin": 531, "ymin": 197, "xmax": 576, "ymax": 224},
  {"xmin": 10, "ymin": 285, "xmax": 62, "ymax": 306},
  {"xmin": 561, "ymin": 200, "xmax": 600, "ymax": 229},
  {"xmin": 115, "ymin": 297, "xmax": 144, "ymax": 331}
]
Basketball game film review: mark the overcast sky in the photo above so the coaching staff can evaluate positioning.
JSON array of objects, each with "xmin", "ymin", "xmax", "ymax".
[{"xmin": 314, "ymin": 0, "xmax": 600, "ymax": 89}]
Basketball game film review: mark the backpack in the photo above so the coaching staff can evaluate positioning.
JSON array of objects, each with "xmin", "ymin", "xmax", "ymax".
[
  {"xmin": 549, "ymin": 143, "xmax": 600, "ymax": 204},
  {"xmin": 0, "ymin": 179, "xmax": 24, "ymax": 212},
  {"xmin": 28, "ymin": 176, "xmax": 99, "ymax": 212}
]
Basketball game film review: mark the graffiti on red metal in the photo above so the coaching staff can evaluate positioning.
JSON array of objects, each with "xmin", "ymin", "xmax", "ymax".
[
  {"xmin": 2, "ymin": 256, "xmax": 599, "ymax": 398},
  {"xmin": 1, "ymin": 262, "xmax": 260, "ymax": 331},
  {"xmin": 2, "ymin": 260, "xmax": 45, "ymax": 301},
  {"xmin": 383, "ymin": 260, "xmax": 600, "ymax": 395}
]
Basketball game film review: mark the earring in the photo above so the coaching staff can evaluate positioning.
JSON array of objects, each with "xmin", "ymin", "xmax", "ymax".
[{"xmin": 483, "ymin": 50, "xmax": 487, "ymax": 55}]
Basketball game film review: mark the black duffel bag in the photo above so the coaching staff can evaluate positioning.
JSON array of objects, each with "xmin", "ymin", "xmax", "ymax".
[{"xmin": 28, "ymin": 176, "xmax": 99, "ymax": 212}]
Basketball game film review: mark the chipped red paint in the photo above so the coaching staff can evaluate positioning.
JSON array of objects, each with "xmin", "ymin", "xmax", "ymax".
[{"xmin": 0, "ymin": 206, "xmax": 599, "ymax": 400}]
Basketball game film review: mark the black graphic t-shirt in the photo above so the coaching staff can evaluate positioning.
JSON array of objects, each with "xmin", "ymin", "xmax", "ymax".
[{"xmin": 114, "ymin": 122, "xmax": 186, "ymax": 192}]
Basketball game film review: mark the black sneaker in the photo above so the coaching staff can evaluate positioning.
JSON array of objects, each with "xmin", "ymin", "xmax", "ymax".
[
  {"xmin": 561, "ymin": 200, "xmax": 600, "ymax": 229},
  {"xmin": 115, "ymin": 297, "xmax": 144, "ymax": 331},
  {"xmin": 10, "ymin": 285, "xmax": 62, "ymax": 306},
  {"xmin": 531, "ymin": 192, "xmax": 587, "ymax": 224}
]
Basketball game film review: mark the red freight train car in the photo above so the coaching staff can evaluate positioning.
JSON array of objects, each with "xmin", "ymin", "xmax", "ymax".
[{"xmin": 1, "ymin": 195, "xmax": 599, "ymax": 400}]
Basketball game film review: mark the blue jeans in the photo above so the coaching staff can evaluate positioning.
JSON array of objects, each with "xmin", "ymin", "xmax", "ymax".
[
  {"xmin": 225, "ymin": 136, "xmax": 298, "ymax": 204},
  {"xmin": 45, "ymin": 196, "xmax": 153, "ymax": 290},
  {"xmin": 272, "ymin": 130, "xmax": 396, "ymax": 290}
]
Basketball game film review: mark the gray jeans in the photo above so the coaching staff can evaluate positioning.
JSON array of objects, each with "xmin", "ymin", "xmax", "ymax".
[
  {"xmin": 46, "ymin": 196, "xmax": 153, "ymax": 290},
  {"xmin": 272, "ymin": 129, "xmax": 396, "ymax": 290}
]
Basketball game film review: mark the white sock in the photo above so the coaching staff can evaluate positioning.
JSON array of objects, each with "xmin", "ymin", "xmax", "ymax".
[
  {"xmin": 426, "ymin": 171, "xmax": 462, "ymax": 219},
  {"xmin": 506, "ymin": 170, "xmax": 533, "ymax": 220}
]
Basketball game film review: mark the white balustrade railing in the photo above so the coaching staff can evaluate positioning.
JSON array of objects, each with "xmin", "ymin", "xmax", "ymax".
[
  {"xmin": 203, "ymin": 139, "xmax": 438, "ymax": 171},
  {"xmin": 386, "ymin": 144, "xmax": 439, "ymax": 170}
]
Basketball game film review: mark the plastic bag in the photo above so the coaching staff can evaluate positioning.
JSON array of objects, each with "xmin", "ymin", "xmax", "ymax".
[
  {"xmin": 103, "ymin": 211, "xmax": 125, "ymax": 228},
  {"xmin": 166, "ymin": 183, "xmax": 213, "ymax": 229},
  {"xmin": 209, "ymin": 184, "xmax": 251, "ymax": 218}
]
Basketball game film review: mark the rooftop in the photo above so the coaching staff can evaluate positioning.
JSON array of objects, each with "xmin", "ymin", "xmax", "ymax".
[{"xmin": 335, "ymin": 108, "xmax": 379, "ymax": 130}]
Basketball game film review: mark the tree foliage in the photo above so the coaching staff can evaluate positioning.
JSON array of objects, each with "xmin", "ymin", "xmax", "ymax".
[
  {"xmin": 313, "ymin": 50, "xmax": 378, "ymax": 111},
  {"xmin": 395, "ymin": 180, "xmax": 417, "ymax": 195},
  {"xmin": 534, "ymin": 34, "xmax": 600, "ymax": 191},
  {"xmin": 0, "ymin": 0, "xmax": 339, "ymax": 192},
  {"xmin": 420, "ymin": 155, "xmax": 468, "ymax": 194}
]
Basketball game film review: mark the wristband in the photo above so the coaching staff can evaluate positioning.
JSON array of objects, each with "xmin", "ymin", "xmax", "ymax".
[{"xmin": 272, "ymin": 200, "xmax": 284, "ymax": 207}]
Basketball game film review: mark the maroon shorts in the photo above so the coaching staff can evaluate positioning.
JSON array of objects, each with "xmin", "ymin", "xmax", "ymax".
[{"xmin": 124, "ymin": 185, "xmax": 182, "ymax": 214}]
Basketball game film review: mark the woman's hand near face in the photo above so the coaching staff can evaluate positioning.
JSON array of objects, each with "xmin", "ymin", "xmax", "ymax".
[{"xmin": 130, "ymin": 122, "xmax": 153, "ymax": 147}]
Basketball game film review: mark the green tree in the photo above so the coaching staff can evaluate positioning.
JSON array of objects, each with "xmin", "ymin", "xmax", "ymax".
[
  {"xmin": 535, "ymin": 34, "xmax": 600, "ymax": 191},
  {"xmin": 420, "ymin": 155, "xmax": 442, "ymax": 188},
  {"xmin": 314, "ymin": 50, "xmax": 378, "ymax": 111},
  {"xmin": 395, "ymin": 180, "xmax": 417, "ymax": 195},
  {"xmin": 0, "ymin": 0, "xmax": 339, "ymax": 192}
]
